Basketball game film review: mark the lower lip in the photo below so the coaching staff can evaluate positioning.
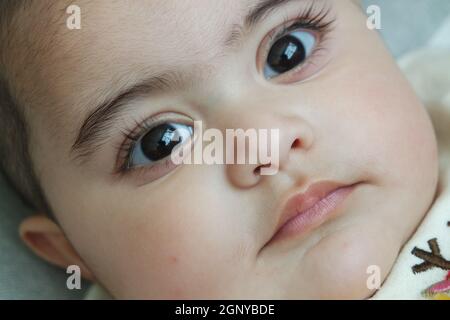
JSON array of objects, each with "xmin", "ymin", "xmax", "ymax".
[{"xmin": 271, "ymin": 184, "xmax": 357, "ymax": 243}]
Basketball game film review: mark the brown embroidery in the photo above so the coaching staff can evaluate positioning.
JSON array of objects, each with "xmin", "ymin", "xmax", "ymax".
[{"xmin": 411, "ymin": 222, "xmax": 450, "ymax": 274}]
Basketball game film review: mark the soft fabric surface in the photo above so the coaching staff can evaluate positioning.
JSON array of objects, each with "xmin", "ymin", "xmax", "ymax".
[{"xmin": 1, "ymin": 1, "xmax": 449, "ymax": 300}]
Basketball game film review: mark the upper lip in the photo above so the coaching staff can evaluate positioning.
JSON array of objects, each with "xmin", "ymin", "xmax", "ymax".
[{"xmin": 271, "ymin": 180, "xmax": 356, "ymax": 240}]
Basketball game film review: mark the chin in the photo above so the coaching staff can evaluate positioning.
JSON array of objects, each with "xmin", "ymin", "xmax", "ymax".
[{"xmin": 298, "ymin": 223, "xmax": 402, "ymax": 299}]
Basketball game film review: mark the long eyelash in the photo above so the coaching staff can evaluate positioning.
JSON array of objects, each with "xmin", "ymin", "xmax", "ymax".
[
  {"xmin": 114, "ymin": 115, "xmax": 192, "ymax": 176},
  {"xmin": 270, "ymin": 3, "xmax": 336, "ymax": 43},
  {"xmin": 114, "ymin": 116, "xmax": 155, "ymax": 174}
]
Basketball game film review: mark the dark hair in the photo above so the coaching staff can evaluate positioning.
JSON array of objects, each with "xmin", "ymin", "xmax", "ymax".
[{"xmin": 0, "ymin": 1, "xmax": 53, "ymax": 216}]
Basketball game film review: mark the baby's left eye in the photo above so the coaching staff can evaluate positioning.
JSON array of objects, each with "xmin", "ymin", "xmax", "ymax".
[{"xmin": 264, "ymin": 30, "xmax": 316, "ymax": 79}]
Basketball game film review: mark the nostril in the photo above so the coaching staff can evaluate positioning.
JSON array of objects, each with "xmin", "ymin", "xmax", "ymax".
[{"xmin": 291, "ymin": 138, "xmax": 302, "ymax": 149}]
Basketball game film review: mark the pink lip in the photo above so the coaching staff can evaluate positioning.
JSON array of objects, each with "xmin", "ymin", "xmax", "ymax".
[{"xmin": 268, "ymin": 181, "xmax": 359, "ymax": 245}]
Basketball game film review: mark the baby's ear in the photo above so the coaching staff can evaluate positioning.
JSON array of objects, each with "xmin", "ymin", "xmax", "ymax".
[{"xmin": 19, "ymin": 214, "xmax": 95, "ymax": 281}]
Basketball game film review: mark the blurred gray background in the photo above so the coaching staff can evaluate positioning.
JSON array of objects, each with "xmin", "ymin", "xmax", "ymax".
[
  {"xmin": 362, "ymin": 0, "xmax": 450, "ymax": 57},
  {"xmin": 1, "ymin": 0, "xmax": 450, "ymax": 300}
]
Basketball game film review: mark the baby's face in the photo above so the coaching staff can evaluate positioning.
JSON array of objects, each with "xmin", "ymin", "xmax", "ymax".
[{"xmin": 19, "ymin": 0, "xmax": 438, "ymax": 298}]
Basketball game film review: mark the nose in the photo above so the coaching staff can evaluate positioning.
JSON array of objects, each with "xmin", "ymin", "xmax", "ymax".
[{"xmin": 225, "ymin": 112, "xmax": 314, "ymax": 188}]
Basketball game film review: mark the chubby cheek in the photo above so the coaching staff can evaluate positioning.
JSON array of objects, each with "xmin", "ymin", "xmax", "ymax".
[
  {"xmin": 110, "ymin": 205, "xmax": 224, "ymax": 299},
  {"xmin": 343, "ymin": 72, "xmax": 438, "ymax": 237},
  {"xmin": 111, "ymin": 206, "xmax": 239, "ymax": 296},
  {"xmin": 326, "ymin": 15, "xmax": 439, "ymax": 194},
  {"xmin": 64, "ymin": 166, "xmax": 253, "ymax": 299},
  {"xmin": 361, "ymin": 82, "xmax": 437, "ymax": 189},
  {"xmin": 326, "ymin": 41, "xmax": 439, "ymax": 202}
]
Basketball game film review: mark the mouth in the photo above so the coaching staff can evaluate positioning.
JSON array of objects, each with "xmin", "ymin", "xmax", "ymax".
[{"xmin": 266, "ymin": 180, "xmax": 361, "ymax": 246}]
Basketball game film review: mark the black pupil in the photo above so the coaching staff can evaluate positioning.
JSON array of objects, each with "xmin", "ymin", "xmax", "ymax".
[
  {"xmin": 141, "ymin": 124, "xmax": 185, "ymax": 161},
  {"xmin": 267, "ymin": 35, "xmax": 306, "ymax": 74}
]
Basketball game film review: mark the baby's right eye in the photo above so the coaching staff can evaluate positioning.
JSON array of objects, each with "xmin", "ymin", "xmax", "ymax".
[
  {"xmin": 129, "ymin": 122, "xmax": 193, "ymax": 168},
  {"xmin": 116, "ymin": 116, "xmax": 194, "ymax": 181}
]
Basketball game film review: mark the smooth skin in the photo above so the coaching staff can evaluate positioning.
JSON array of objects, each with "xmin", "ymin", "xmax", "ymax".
[{"xmin": 15, "ymin": 0, "xmax": 438, "ymax": 299}]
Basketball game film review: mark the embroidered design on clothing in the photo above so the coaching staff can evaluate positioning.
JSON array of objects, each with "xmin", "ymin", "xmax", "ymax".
[
  {"xmin": 411, "ymin": 222, "xmax": 450, "ymax": 300},
  {"xmin": 422, "ymin": 271, "xmax": 450, "ymax": 300}
]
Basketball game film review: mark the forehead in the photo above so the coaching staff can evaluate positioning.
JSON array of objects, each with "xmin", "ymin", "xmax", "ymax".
[
  {"xmin": 16, "ymin": 0, "xmax": 359, "ymax": 156},
  {"xmin": 72, "ymin": 0, "xmax": 243, "ymax": 56},
  {"xmin": 18, "ymin": 0, "xmax": 246, "ymax": 135},
  {"xmin": 52, "ymin": 0, "xmax": 243, "ymax": 91}
]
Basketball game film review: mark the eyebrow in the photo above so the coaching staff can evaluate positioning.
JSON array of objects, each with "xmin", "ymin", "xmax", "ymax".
[
  {"xmin": 71, "ymin": 71, "xmax": 191, "ymax": 162},
  {"xmin": 70, "ymin": 0, "xmax": 301, "ymax": 163}
]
